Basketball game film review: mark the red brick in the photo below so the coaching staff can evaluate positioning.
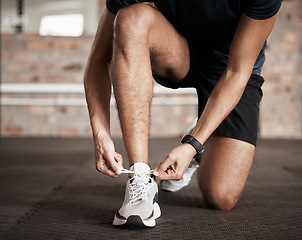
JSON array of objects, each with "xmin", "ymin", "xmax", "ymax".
[
  {"xmin": 1, "ymin": 34, "xmax": 15, "ymax": 40},
  {"xmin": 263, "ymin": 75, "xmax": 280, "ymax": 83},
  {"xmin": 282, "ymin": 1, "xmax": 294, "ymax": 10},
  {"xmin": 2, "ymin": 127, "xmax": 23, "ymax": 136},
  {"xmin": 27, "ymin": 41, "xmax": 54, "ymax": 50},
  {"xmin": 296, "ymin": 22, "xmax": 302, "ymax": 31},
  {"xmin": 17, "ymin": 73, "xmax": 41, "ymax": 83},
  {"xmin": 1, "ymin": 73, "xmax": 16, "ymax": 83},
  {"xmin": 14, "ymin": 51, "xmax": 40, "ymax": 61},
  {"xmin": 271, "ymin": 43, "xmax": 297, "ymax": 52},
  {"xmin": 31, "ymin": 75, "xmax": 40, "ymax": 82},
  {"xmin": 68, "ymin": 74, "xmax": 85, "ymax": 83},
  {"xmin": 44, "ymin": 74, "xmax": 64, "ymax": 82},
  {"xmin": 17, "ymin": 34, "xmax": 39, "ymax": 39},
  {"xmin": 30, "ymin": 63, "xmax": 54, "ymax": 71},
  {"xmin": 5, "ymin": 63, "xmax": 28, "ymax": 72},
  {"xmin": 62, "ymin": 63, "xmax": 83, "ymax": 71},
  {"xmin": 1, "ymin": 52, "xmax": 13, "ymax": 60},
  {"xmin": 287, "ymin": 12, "xmax": 302, "ymax": 21},
  {"xmin": 289, "ymin": 96, "xmax": 298, "ymax": 103},
  {"xmin": 4, "ymin": 41, "xmax": 26, "ymax": 51},
  {"xmin": 28, "ymin": 127, "xmax": 51, "ymax": 136},
  {"xmin": 280, "ymin": 75, "xmax": 299, "ymax": 84},
  {"xmin": 30, "ymin": 64, "xmax": 38, "ymax": 71},
  {"xmin": 56, "ymin": 41, "xmax": 80, "ymax": 50},
  {"xmin": 43, "ymin": 63, "xmax": 55, "ymax": 71},
  {"xmin": 82, "ymin": 41, "xmax": 94, "ymax": 51},
  {"xmin": 58, "ymin": 128, "xmax": 79, "ymax": 137},
  {"xmin": 283, "ymin": 33, "xmax": 299, "ymax": 43},
  {"xmin": 29, "ymin": 106, "xmax": 55, "ymax": 115},
  {"xmin": 58, "ymin": 106, "xmax": 68, "ymax": 113}
]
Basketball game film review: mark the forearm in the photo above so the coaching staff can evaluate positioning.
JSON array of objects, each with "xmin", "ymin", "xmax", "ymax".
[
  {"xmin": 191, "ymin": 13, "xmax": 277, "ymax": 146},
  {"xmin": 84, "ymin": 61, "xmax": 111, "ymax": 138},
  {"xmin": 84, "ymin": 8, "xmax": 115, "ymax": 138},
  {"xmin": 191, "ymin": 70, "xmax": 250, "ymax": 144}
]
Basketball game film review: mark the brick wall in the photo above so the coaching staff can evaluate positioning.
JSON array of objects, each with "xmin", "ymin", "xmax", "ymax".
[
  {"xmin": 1, "ymin": 0, "xmax": 302, "ymax": 139},
  {"xmin": 2, "ymin": 34, "xmax": 92, "ymax": 83},
  {"xmin": 1, "ymin": 34, "xmax": 93, "ymax": 136},
  {"xmin": 1, "ymin": 34, "xmax": 198, "ymax": 137},
  {"xmin": 260, "ymin": 0, "xmax": 302, "ymax": 139}
]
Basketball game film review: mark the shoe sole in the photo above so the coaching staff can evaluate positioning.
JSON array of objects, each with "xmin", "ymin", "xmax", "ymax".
[{"xmin": 113, "ymin": 202, "xmax": 161, "ymax": 228}]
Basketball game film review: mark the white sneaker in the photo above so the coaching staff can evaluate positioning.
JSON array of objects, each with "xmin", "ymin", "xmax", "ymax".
[
  {"xmin": 113, "ymin": 162, "xmax": 161, "ymax": 228},
  {"xmin": 160, "ymin": 160, "xmax": 199, "ymax": 192}
]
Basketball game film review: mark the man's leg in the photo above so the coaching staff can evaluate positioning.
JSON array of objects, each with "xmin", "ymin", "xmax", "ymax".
[
  {"xmin": 110, "ymin": 3, "xmax": 190, "ymax": 166},
  {"xmin": 198, "ymin": 135, "xmax": 255, "ymax": 210}
]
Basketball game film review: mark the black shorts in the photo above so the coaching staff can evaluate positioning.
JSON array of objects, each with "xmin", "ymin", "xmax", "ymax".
[{"xmin": 154, "ymin": 38, "xmax": 264, "ymax": 147}]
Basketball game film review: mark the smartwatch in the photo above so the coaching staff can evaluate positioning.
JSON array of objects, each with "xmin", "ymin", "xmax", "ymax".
[{"xmin": 181, "ymin": 135, "xmax": 205, "ymax": 156}]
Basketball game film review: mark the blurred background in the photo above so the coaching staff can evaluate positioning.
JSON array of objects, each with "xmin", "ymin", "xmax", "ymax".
[{"xmin": 1, "ymin": 0, "xmax": 302, "ymax": 139}]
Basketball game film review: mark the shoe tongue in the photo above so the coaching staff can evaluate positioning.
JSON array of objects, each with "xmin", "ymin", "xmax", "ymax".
[{"xmin": 129, "ymin": 162, "xmax": 150, "ymax": 173}]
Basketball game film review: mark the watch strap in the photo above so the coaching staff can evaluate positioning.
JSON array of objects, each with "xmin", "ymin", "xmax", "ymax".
[{"xmin": 181, "ymin": 135, "xmax": 205, "ymax": 156}]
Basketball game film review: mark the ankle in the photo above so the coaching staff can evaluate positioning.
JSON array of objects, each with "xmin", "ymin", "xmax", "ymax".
[{"xmin": 129, "ymin": 161, "xmax": 150, "ymax": 167}]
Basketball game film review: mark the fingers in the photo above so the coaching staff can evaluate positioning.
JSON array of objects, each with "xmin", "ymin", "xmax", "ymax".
[
  {"xmin": 153, "ymin": 154, "xmax": 171, "ymax": 178},
  {"xmin": 153, "ymin": 161, "xmax": 168, "ymax": 177},
  {"xmin": 154, "ymin": 161, "xmax": 182, "ymax": 180},
  {"xmin": 93, "ymin": 135, "xmax": 124, "ymax": 177},
  {"xmin": 153, "ymin": 145, "xmax": 195, "ymax": 180},
  {"xmin": 153, "ymin": 155, "xmax": 183, "ymax": 180},
  {"xmin": 96, "ymin": 160, "xmax": 119, "ymax": 178},
  {"xmin": 114, "ymin": 152, "xmax": 123, "ymax": 167},
  {"xmin": 96, "ymin": 151, "xmax": 124, "ymax": 178}
]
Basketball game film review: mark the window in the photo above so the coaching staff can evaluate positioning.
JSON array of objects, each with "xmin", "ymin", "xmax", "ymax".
[{"xmin": 39, "ymin": 13, "xmax": 83, "ymax": 37}]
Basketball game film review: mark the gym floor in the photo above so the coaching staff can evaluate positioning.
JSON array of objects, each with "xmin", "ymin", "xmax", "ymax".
[{"xmin": 0, "ymin": 137, "xmax": 301, "ymax": 239}]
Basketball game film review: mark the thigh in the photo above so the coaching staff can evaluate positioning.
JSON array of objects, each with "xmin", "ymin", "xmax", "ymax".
[
  {"xmin": 118, "ymin": 3, "xmax": 191, "ymax": 83},
  {"xmin": 148, "ymin": 11, "xmax": 190, "ymax": 83},
  {"xmin": 198, "ymin": 135, "xmax": 255, "ymax": 210}
]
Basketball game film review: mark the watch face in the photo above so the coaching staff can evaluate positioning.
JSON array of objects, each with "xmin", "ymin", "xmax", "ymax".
[
  {"xmin": 187, "ymin": 136, "xmax": 194, "ymax": 142},
  {"xmin": 182, "ymin": 135, "xmax": 196, "ymax": 144}
]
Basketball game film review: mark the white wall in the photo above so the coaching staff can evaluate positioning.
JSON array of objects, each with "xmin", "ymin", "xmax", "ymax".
[{"xmin": 1, "ymin": 0, "xmax": 99, "ymax": 35}]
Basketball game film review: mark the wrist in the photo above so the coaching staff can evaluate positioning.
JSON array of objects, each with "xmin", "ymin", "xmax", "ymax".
[
  {"xmin": 90, "ymin": 115, "xmax": 110, "ymax": 137},
  {"xmin": 181, "ymin": 135, "xmax": 205, "ymax": 156},
  {"xmin": 92, "ymin": 124, "xmax": 111, "ymax": 140},
  {"xmin": 182, "ymin": 143, "xmax": 198, "ymax": 158}
]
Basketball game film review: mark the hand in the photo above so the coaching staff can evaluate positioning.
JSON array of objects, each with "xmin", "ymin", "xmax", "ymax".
[
  {"xmin": 153, "ymin": 143, "xmax": 196, "ymax": 180},
  {"xmin": 94, "ymin": 134, "xmax": 123, "ymax": 177}
]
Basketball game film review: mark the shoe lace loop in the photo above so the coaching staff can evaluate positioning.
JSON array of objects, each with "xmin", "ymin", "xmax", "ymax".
[{"xmin": 121, "ymin": 168, "xmax": 154, "ymax": 204}]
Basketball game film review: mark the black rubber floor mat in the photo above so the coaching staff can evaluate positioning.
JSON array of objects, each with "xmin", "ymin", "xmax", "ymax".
[{"xmin": 1, "ymin": 138, "xmax": 302, "ymax": 239}]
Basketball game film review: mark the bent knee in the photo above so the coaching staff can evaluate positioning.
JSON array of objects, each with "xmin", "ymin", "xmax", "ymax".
[
  {"xmin": 202, "ymin": 189, "xmax": 240, "ymax": 211},
  {"xmin": 113, "ymin": 4, "xmax": 156, "ymax": 40}
]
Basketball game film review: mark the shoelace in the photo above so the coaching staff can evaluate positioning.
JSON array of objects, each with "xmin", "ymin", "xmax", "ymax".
[{"xmin": 121, "ymin": 168, "xmax": 154, "ymax": 204}]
